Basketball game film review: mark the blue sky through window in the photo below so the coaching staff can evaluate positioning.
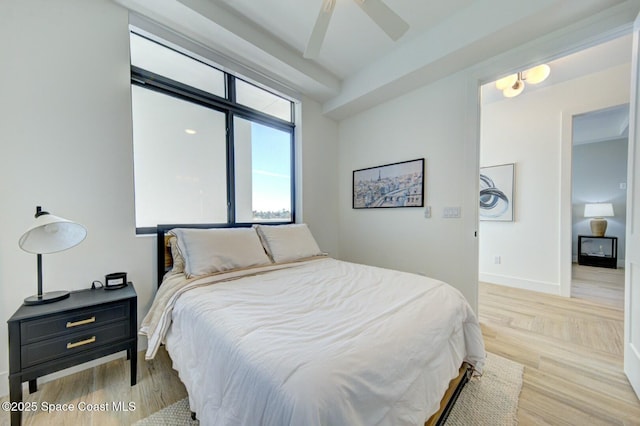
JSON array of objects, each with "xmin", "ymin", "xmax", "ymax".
[{"xmin": 251, "ymin": 122, "xmax": 291, "ymax": 213}]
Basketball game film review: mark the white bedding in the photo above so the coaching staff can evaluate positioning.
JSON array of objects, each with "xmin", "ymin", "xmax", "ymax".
[{"xmin": 156, "ymin": 258, "xmax": 485, "ymax": 426}]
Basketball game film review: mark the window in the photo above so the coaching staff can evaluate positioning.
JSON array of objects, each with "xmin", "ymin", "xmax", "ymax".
[
  {"xmin": 234, "ymin": 117, "xmax": 292, "ymax": 222},
  {"xmin": 235, "ymin": 79, "xmax": 292, "ymax": 122},
  {"xmin": 131, "ymin": 86, "xmax": 228, "ymax": 227},
  {"xmin": 130, "ymin": 33, "xmax": 225, "ymax": 97},
  {"xmin": 130, "ymin": 32, "xmax": 295, "ymax": 233}
]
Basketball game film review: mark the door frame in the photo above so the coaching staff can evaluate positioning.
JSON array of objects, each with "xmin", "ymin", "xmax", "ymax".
[
  {"xmin": 623, "ymin": 11, "xmax": 640, "ymax": 398},
  {"xmin": 560, "ymin": 102, "xmax": 631, "ymax": 298}
]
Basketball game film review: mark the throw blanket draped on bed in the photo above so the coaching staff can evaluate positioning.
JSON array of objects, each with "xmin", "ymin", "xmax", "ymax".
[
  {"xmin": 141, "ymin": 257, "xmax": 486, "ymax": 426},
  {"xmin": 140, "ymin": 260, "xmax": 308, "ymax": 359}
]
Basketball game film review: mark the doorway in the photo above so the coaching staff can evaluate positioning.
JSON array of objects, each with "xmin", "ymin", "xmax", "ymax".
[
  {"xmin": 570, "ymin": 105, "xmax": 629, "ymax": 308},
  {"xmin": 478, "ymin": 34, "xmax": 632, "ymax": 297}
]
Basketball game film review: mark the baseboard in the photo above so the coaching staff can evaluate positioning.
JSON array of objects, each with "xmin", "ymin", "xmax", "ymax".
[{"xmin": 480, "ymin": 273, "xmax": 561, "ymax": 295}]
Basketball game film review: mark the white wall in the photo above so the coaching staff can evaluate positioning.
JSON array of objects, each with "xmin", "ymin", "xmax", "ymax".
[
  {"xmin": 338, "ymin": 71, "xmax": 479, "ymax": 310},
  {"xmin": 0, "ymin": 0, "xmax": 144, "ymax": 397},
  {"xmin": 0, "ymin": 0, "xmax": 339, "ymax": 397},
  {"xmin": 479, "ymin": 63, "xmax": 631, "ymax": 294},
  {"xmin": 299, "ymin": 96, "xmax": 341, "ymax": 258}
]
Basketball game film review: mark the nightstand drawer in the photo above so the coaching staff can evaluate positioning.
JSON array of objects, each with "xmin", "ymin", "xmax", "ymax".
[
  {"xmin": 20, "ymin": 301, "xmax": 130, "ymax": 344},
  {"xmin": 21, "ymin": 320, "xmax": 131, "ymax": 369}
]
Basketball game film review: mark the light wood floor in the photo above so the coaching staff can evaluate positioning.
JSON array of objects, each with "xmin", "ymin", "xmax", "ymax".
[
  {"xmin": 0, "ymin": 348, "xmax": 188, "ymax": 426},
  {"xmin": 571, "ymin": 263, "xmax": 625, "ymax": 309},
  {"xmin": 2, "ymin": 264, "xmax": 638, "ymax": 425},
  {"xmin": 480, "ymin": 264, "xmax": 640, "ymax": 425}
]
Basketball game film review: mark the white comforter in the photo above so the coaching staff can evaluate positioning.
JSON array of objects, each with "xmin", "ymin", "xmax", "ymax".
[{"xmin": 159, "ymin": 258, "xmax": 485, "ymax": 426}]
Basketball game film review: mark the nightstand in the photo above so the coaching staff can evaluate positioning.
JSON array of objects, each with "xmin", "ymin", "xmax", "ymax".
[
  {"xmin": 7, "ymin": 284, "xmax": 137, "ymax": 426},
  {"xmin": 577, "ymin": 235, "xmax": 618, "ymax": 269}
]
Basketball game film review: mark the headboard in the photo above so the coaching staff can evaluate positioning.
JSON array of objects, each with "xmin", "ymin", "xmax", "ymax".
[{"xmin": 155, "ymin": 222, "xmax": 289, "ymax": 288}]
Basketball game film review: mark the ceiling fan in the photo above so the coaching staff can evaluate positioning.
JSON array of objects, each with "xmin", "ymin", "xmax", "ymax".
[{"xmin": 304, "ymin": 0, "xmax": 409, "ymax": 59}]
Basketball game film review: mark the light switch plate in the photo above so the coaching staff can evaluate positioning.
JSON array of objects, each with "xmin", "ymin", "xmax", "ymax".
[{"xmin": 443, "ymin": 207, "xmax": 461, "ymax": 218}]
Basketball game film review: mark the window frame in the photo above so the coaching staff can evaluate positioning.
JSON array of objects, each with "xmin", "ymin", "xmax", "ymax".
[{"xmin": 130, "ymin": 38, "xmax": 296, "ymax": 234}]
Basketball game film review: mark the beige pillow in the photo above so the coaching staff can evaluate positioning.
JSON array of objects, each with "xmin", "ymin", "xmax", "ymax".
[
  {"xmin": 254, "ymin": 224, "xmax": 323, "ymax": 263},
  {"xmin": 171, "ymin": 228, "xmax": 272, "ymax": 278}
]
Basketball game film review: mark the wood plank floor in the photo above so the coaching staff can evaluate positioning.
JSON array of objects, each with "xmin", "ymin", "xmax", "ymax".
[
  {"xmin": 571, "ymin": 264, "xmax": 625, "ymax": 309},
  {"xmin": 0, "ymin": 348, "xmax": 188, "ymax": 426},
  {"xmin": 1, "ymin": 263, "xmax": 638, "ymax": 425},
  {"xmin": 480, "ymin": 264, "xmax": 640, "ymax": 425}
]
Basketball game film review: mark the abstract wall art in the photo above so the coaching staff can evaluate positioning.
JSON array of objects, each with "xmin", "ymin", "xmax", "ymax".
[{"xmin": 479, "ymin": 163, "xmax": 514, "ymax": 221}]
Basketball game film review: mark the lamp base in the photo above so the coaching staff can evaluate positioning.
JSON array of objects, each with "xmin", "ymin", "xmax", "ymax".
[
  {"xmin": 24, "ymin": 290, "xmax": 70, "ymax": 306},
  {"xmin": 590, "ymin": 218, "xmax": 608, "ymax": 237}
]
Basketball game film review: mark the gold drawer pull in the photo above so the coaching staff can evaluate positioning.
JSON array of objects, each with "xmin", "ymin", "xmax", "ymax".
[
  {"xmin": 67, "ymin": 336, "xmax": 96, "ymax": 349},
  {"xmin": 66, "ymin": 317, "xmax": 96, "ymax": 328}
]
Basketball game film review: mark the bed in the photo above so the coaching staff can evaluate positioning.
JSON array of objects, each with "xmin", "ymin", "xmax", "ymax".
[{"xmin": 140, "ymin": 224, "xmax": 486, "ymax": 426}]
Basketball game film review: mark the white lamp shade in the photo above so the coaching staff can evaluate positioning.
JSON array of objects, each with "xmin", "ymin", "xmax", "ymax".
[
  {"xmin": 584, "ymin": 203, "xmax": 614, "ymax": 218},
  {"xmin": 19, "ymin": 213, "xmax": 87, "ymax": 254},
  {"xmin": 524, "ymin": 64, "xmax": 550, "ymax": 85},
  {"xmin": 503, "ymin": 80, "xmax": 524, "ymax": 98},
  {"xmin": 495, "ymin": 73, "xmax": 518, "ymax": 90}
]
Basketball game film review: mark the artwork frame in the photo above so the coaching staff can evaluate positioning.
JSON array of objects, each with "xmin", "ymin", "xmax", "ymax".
[
  {"xmin": 353, "ymin": 158, "xmax": 424, "ymax": 209},
  {"xmin": 479, "ymin": 163, "xmax": 515, "ymax": 221}
]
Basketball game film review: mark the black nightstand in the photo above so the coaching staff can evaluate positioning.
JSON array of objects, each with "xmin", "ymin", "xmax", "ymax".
[
  {"xmin": 578, "ymin": 235, "xmax": 618, "ymax": 269},
  {"xmin": 7, "ymin": 284, "xmax": 137, "ymax": 426}
]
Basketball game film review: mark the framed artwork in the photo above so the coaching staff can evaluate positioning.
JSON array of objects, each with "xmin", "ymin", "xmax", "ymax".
[
  {"xmin": 479, "ymin": 163, "xmax": 514, "ymax": 221},
  {"xmin": 353, "ymin": 158, "xmax": 424, "ymax": 209}
]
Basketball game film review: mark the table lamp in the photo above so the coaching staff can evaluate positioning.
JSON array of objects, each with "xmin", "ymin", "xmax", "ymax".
[
  {"xmin": 19, "ymin": 206, "xmax": 87, "ymax": 305},
  {"xmin": 584, "ymin": 203, "xmax": 614, "ymax": 237}
]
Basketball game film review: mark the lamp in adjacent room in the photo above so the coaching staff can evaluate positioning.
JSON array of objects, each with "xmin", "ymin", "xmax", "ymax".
[
  {"xmin": 495, "ymin": 64, "xmax": 551, "ymax": 98},
  {"xmin": 19, "ymin": 206, "xmax": 87, "ymax": 305},
  {"xmin": 584, "ymin": 203, "xmax": 614, "ymax": 237}
]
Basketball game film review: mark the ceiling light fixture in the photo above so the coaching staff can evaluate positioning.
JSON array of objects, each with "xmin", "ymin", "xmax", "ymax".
[
  {"xmin": 185, "ymin": 129, "xmax": 197, "ymax": 135},
  {"xmin": 495, "ymin": 64, "xmax": 550, "ymax": 98}
]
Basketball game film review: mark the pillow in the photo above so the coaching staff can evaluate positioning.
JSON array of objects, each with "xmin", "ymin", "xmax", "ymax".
[
  {"xmin": 254, "ymin": 224, "xmax": 323, "ymax": 263},
  {"xmin": 170, "ymin": 228, "xmax": 272, "ymax": 278}
]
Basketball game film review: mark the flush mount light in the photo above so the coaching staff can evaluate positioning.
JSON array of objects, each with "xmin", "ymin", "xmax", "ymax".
[
  {"xmin": 495, "ymin": 64, "xmax": 550, "ymax": 98},
  {"xmin": 502, "ymin": 74, "xmax": 525, "ymax": 98},
  {"xmin": 524, "ymin": 64, "xmax": 551, "ymax": 84},
  {"xmin": 495, "ymin": 74, "xmax": 518, "ymax": 91},
  {"xmin": 185, "ymin": 129, "xmax": 197, "ymax": 135}
]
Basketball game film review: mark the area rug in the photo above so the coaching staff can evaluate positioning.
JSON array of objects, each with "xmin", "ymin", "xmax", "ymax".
[
  {"xmin": 134, "ymin": 352, "xmax": 523, "ymax": 425},
  {"xmin": 445, "ymin": 352, "xmax": 523, "ymax": 425}
]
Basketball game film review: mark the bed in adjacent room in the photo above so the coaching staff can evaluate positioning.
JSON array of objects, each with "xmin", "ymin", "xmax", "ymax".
[{"xmin": 140, "ymin": 224, "xmax": 486, "ymax": 426}]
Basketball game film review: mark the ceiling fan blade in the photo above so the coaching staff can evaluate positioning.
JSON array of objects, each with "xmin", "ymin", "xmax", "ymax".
[
  {"xmin": 354, "ymin": 0, "xmax": 409, "ymax": 41},
  {"xmin": 304, "ymin": 0, "xmax": 336, "ymax": 59}
]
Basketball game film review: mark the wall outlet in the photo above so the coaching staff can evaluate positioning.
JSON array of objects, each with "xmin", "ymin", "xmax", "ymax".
[
  {"xmin": 621, "ymin": 182, "xmax": 627, "ymax": 190},
  {"xmin": 424, "ymin": 206, "xmax": 431, "ymax": 218},
  {"xmin": 494, "ymin": 255, "xmax": 501, "ymax": 264}
]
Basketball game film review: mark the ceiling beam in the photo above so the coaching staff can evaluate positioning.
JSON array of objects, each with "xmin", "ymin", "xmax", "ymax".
[
  {"xmin": 115, "ymin": 0, "xmax": 341, "ymax": 101},
  {"xmin": 322, "ymin": 0, "xmax": 638, "ymax": 119},
  {"xmin": 177, "ymin": 0, "xmax": 340, "ymax": 95}
]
